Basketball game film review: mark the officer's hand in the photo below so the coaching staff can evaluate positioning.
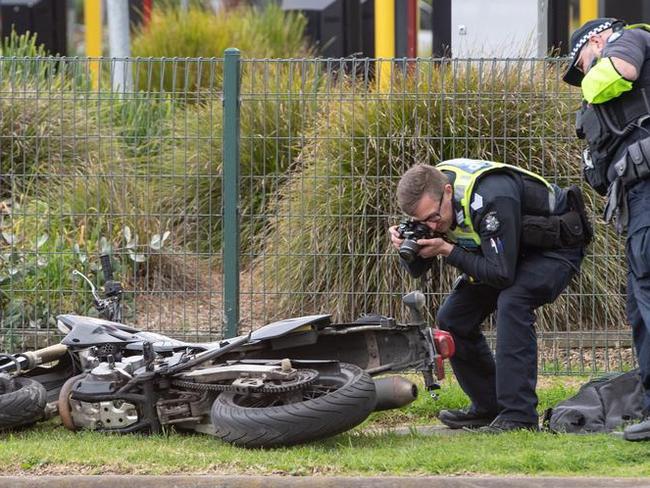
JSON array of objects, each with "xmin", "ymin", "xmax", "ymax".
[
  {"xmin": 388, "ymin": 225, "xmax": 404, "ymax": 250},
  {"xmin": 416, "ymin": 237, "xmax": 454, "ymax": 258}
]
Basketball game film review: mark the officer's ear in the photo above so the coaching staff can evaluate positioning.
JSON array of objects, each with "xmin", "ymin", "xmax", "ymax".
[{"xmin": 588, "ymin": 32, "xmax": 607, "ymax": 51}]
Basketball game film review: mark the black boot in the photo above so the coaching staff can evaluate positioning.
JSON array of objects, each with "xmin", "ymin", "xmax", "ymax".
[
  {"xmin": 438, "ymin": 408, "xmax": 497, "ymax": 429},
  {"xmin": 624, "ymin": 417, "xmax": 650, "ymax": 441},
  {"xmin": 476, "ymin": 417, "xmax": 539, "ymax": 434}
]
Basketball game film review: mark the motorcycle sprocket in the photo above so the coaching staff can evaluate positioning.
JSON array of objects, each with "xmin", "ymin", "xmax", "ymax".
[{"xmin": 171, "ymin": 368, "xmax": 319, "ymax": 394}]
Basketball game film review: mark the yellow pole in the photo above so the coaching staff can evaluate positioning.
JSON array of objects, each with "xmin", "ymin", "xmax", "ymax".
[
  {"xmin": 579, "ymin": 0, "xmax": 598, "ymax": 25},
  {"xmin": 375, "ymin": 0, "xmax": 395, "ymax": 91},
  {"xmin": 85, "ymin": 0, "xmax": 102, "ymax": 90}
]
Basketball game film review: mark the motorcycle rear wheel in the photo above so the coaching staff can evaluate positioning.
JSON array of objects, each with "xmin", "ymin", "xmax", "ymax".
[
  {"xmin": 210, "ymin": 362, "xmax": 376, "ymax": 448},
  {"xmin": 0, "ymin": 377, "xmax": 47, "ymax": 429}
]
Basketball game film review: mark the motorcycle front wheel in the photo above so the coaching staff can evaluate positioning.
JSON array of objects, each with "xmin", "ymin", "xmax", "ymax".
[
  {"xmin": 0, "ymin": 377, "xmax": 47, "ymax": 429},
  {"xmin": 210, "ymin": 362, "xmax": 376, "ymax": 448}
]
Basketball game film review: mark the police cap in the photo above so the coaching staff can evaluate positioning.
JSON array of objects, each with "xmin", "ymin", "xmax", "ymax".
[{"xmin": 563, "ymin": 17, "xmax": 625, "ymax": 87}]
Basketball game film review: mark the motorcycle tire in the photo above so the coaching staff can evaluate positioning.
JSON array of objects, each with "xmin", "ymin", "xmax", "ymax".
[
  {"xmin": 0, "ymin": 377, "xmax": 47, "ymax": 429},
  {"xmin": 210, "ymin": 362, "xmax": 376, "ymax": 448}
]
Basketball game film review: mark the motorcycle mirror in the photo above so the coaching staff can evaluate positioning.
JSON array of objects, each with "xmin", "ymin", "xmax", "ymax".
[{"xmin": 402, "ymin": 291, "xmax": 426, "ymax": 325}]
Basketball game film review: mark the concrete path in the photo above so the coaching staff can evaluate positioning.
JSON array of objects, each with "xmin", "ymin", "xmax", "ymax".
[
  {"xmin": 0, "ymin": 475, "xmax": 648, "ymax": 488},
  {"xmin": 361, "ymin": 423, "xmax": 466, "ymax": 436}
]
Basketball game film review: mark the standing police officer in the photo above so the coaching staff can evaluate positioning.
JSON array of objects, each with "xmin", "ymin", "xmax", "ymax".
[
  {"xmin": 563, "ymin": 18, "xmax": 650, "ymax": 441},
  {"xmin": 389, "ymin": 160, "xmax": 588, "ymax": 432}
]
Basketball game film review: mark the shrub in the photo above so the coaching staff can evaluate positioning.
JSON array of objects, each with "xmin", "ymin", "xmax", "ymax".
[
  {"xmin": 0, "ymin": 57, "xmax": 93, "ymax": 200},
  {"xmin": 131, "ymin": 4, "xmax": 317, "ymax": 255},
  {"xmin": 131, "ymin": 3, "xmax": 309, "ymax": 93},
  {"xmin": 0, "ymin": 36, "xmax": 184, "ymax": 333},
  {"xmin": 156, "ymin": 60, "xmax": 326, "ymax": 256}
]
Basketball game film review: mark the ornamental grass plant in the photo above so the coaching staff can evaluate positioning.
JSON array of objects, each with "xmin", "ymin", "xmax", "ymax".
[
  {"xmin": 131, "ymin": 3, "xmax": 310, "ymax": 93},
  {"xmin": 252, "ymin": 59, "xmax": 626, "ymax": 331}
]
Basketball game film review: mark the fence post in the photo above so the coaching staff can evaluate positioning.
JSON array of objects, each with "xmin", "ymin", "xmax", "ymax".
[{"xmin": 222, "ymin": 48, "xmax": 241, "ymax": 338}]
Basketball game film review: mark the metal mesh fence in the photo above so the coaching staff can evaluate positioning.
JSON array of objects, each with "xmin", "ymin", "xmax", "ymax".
[
  {"xmin": 0, "ymin": 56, "xmax": 631, "ymax": 374},
  {"xmin": 0, "ymin": 57, "xmax": 225, "ymax": 349}
]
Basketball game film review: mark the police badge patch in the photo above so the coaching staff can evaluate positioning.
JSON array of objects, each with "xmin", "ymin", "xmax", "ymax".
[
  {"xmin": 483, "ymin": 211, "xmax": 500, "ymax": 232},
  {"xmin": 470, "ymin": 193, "xmax": 484, "ymax": 211}
]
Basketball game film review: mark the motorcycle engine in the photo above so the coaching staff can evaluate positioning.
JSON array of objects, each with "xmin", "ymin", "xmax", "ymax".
[{"xmin": 69, "ymin": 355, "xmax": 145, "ymax": 430}]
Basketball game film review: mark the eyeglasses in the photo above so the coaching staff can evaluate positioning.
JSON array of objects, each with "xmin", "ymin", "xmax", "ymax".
[
  {"xmin": 575, "ymin": 55, "xmax": 588, "ymax": 75},
  {"xmin": 418, "ymin": 191, "xmax": 445, "ymax": 224},
  {"xmin": 574, "ymin": 36, "xmax": 600, "ymax": 74}
]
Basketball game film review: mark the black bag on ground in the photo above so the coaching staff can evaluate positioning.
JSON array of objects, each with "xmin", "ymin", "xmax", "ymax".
[{"xmin": 544, "ymin": 369, "xmax": 644, "ymax": 433}]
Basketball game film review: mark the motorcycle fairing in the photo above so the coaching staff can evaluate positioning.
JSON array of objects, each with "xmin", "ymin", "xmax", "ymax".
[
  {"xmin": 58, "ymin": 315, "xmax": 144, "ymax": 347},
  {"xmin": 58, "ymin": 315, "xmax": 202, "ymax": 352},
  {"xmin": 57, "ymin": 313, "xmax": 332, "ymax": 352},
  {"xmin": 249, "ymin": 314, "xmax": 331, "ymax": 342},
  {"xmin": 58, "ymin": 314, "xmax": 140, "ymax": 334}
]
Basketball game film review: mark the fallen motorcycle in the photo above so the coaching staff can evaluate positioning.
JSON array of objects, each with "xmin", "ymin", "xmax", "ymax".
[{"xmin": 0, "ymin": 255, "xmax": 454, "ymax": 448}]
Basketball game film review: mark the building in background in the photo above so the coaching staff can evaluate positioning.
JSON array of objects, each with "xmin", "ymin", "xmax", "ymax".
[
  {"xmin": 1, "ymin": 0, "xmax": 649, "ymax": 59},
  {"xmin": 0, "ymin": 0, "xmax": 69, "ymax": 55},
  {"xmin": 429, "ymin": 0, "xmax": 569, "ymax": 57}
]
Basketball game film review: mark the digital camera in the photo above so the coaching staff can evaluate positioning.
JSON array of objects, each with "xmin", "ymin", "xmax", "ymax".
[{"xmin": 396, "ymin": 220, "xmax": 434, "ymax": 263}]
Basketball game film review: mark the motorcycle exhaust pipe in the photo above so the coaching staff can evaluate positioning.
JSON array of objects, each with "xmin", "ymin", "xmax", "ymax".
[{"xmin": 373, "ymin": 376, "xmax": 418, "ymax": 412}]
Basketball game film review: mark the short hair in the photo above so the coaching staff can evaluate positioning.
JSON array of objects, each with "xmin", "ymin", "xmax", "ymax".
[{"xmin": 397, "ymin": 164, "xmax": 448, "ymax": 215}]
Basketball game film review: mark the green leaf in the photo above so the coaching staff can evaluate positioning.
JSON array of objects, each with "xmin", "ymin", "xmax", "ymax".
[
  {"xmin": 73, "ymin": 243, "xmax": 87, "ymax": 264},
  {"xmin": 149, "ymin": 231, "xmax": 170, "ymax": 250},
  {"xmin": 100, "ymin": 237, "xmax": 112, "ymax": 255},
  {"xmin": 36, "ymin": 234, "xmax": 48, "ymax": 249},
  {"xmin": 123, "ymin": 226, "xmax": 132, "ymax": 244},
  {"xmin": 2, "ymin": 231, "xmax": 17, "ymax": 245},
  {"xmin": 128, "ymin": 249, "xmax": 146, "ymax": 263}
]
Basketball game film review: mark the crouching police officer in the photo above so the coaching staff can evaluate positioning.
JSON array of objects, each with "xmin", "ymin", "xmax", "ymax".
[
  {"xmin": 389, "ymin": 160, "xmax": 590, "ymax": 432},
  {"xmin": 563, "ymin": 18, "xmax": 650, "ymax": 441}
]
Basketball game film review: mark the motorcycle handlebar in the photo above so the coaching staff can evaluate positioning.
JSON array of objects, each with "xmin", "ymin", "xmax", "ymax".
[
  {"xmin": 100, "ymin": 254, "xmax": 113, "ymax": 282},
  {"xmin": 18, "ymin": 344, "xmax": 68, "ymax": 369}
]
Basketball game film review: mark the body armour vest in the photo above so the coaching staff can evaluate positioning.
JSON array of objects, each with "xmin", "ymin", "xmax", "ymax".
[
  {"xmin": 576, "ymin": 25, "xmax": 650, "ymax": 194},
  {"xmin": 436, "ymin": 159, "xmax": 555, "ymax": 250}
]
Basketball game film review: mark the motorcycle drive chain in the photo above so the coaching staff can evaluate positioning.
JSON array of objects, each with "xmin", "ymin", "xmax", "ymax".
[{"xmin": 171, "ymin": 368, "xmax": 320, "ymax": 394}]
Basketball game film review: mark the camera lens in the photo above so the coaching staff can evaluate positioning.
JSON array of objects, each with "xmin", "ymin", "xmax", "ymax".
[{"xmin": 398, "ymin": 239, "xmax": 421, "ymax": 263}]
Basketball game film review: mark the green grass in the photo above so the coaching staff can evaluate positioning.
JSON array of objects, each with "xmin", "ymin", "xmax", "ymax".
[
  {"xmin": 2, "ymin": 375, "xmax": 648, "ymax": 477},
  {"xmin": 4, "ymin": 423, "xmax": 650, "ymax": 477},
  {"xmin": 367, "ymin": 374, "xmax": 586, "ymax": 428}
]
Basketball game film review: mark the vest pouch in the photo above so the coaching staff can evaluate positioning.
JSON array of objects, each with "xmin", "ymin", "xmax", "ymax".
[
  {"xmin": 558, "ymin": 211, "xmax": 585, "ymax": 248},
  {"xmin": 631, "ymin": 136, "xmax": 650, "ymax": 182},
  {"xmin": 615, "ymin": 136, "xmax": 650, "ymax": 186},
  {"xmin": 521, "ymin": 177, "xmax": 552, "ymax": 215},
  {"xmin": 582, "ymin": 147, "xmax": 609, "ymax": 196},
  {"xmin": 521, "ymin": 215, "xmax": 560, "ymax": 249},
  {"xmin": 566, "ymin": 185, "xmax": 593, "ymax": 245},
  {"xmin": 521, "ymin": 213, "xmax": 584, "ymax": 249},
  {"xmin": 576, "ymin": 103, "xmax": 612, "ymax": 150}
]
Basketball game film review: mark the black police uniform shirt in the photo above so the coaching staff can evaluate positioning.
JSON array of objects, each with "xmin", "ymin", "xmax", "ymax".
[
  {"xmin": 602, "ymin": 29, "xmax": 650, "ymax": 236},
  {"xmin": 604, "ymin": 27, "xmax": 650, "ymax": 183},
  {"xmin": 402, "ymin": 172, "xmax": 567, "ymax": 288}
]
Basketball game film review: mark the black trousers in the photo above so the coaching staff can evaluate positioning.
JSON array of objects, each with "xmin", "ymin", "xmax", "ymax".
[
  {"xmin": 626, "ymin": 179, "xmax": 650, "ymax": 413},
  {"xmin": 436, "ymin": 249, "xmax": 581, "ymax": 424}
]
